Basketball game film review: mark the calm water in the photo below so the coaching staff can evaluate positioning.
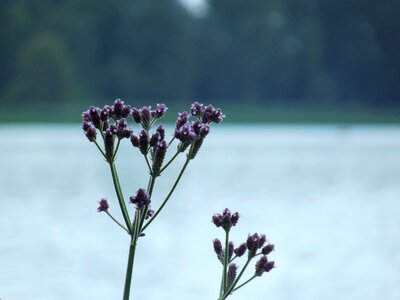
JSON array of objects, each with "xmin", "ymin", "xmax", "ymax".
[{"xmin": 1, "ymin": 124, "xmax": 400, "ymax": 300}]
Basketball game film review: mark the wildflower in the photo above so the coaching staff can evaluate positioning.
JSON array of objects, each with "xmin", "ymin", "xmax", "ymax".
[
  {"xmin": 97, "ymin": 199, "xmax": 109, "ymax": 212},
  {"xmin": 255, "ymin": 256, "xmax": 275, "ymax": 276},
  {"xmin": 152, "ymin": 140, "xmax": 168, "ymax": 176},
  {"xmin": 227, "ymin": 263, "xmax": 238, "ymax": 287},
  {"xmin": 246, "ymin": 233, "xmax": 266, "ymax": 256},
  {"xmin": 116, "ymin": 118, "xmax": 133, "ymax": 139},
  {"xmin": 84, "ymin": 123, "xmax": 97, "ymax": 142},
  {"xmin": 212, "ymin": 208, "xmax": 239, "ymax": 231},
  {"xmin": 149, "ymin": 132, "xmax": 160, "ymax": 147},
  {"xmin": 228, "ymin": 241, "xmax": 234, "ymax": 260},
  {"xmin": 138, "ymin": 130, "xmax": 149, "ymax": 155},
  {"xmin": 156, "ymin": 124, "xmax": 165, "ymax": 140},
  {"xmin": 146, "ymin": 208, "xmax": 154, "ymax": 219},
  {"xmin": 104, "ymin": 128, "xmax": 114, "ymax": 162},
  {"xmin": 89, "ymin": 106, "xmax": 101, "ymax": 128},
  {"xmin": 130, "ymin": 134, "xmax": 140, "ymax": 148},
  {"xmin": 174, "ymin": 124, "xmax": 196, "ymax": 144},
  {"xmin": 190, "ymin": 101, "xmax": 204, "ymax": 118},
  {"xmin": 213, "ymin": 239, "xmax": 223, "ymax": 260},
  {"xmin": 130, "ymin": 188, "xmax": 151, "ymax": 209},
  {"xmin": 175, "ymin": 112, "xmax": 189, "ymax": 129},
  {"xmin": 100, "ymin": 105, "xmax": 111, "ymax": 121},
  {"xmin": 151, "ymin": 103, "xmax": 168, "ymax": 119},
  {"xmin": 262, "ymin": 244, "xmax": 275, "ymax": 255},
  {"xmin": 112, "ymin": 99, "xmax": 131, "ymax": 120},
  {"xmin": 234, "ymin": 243, "xmax": 247, "ymax": 257}
]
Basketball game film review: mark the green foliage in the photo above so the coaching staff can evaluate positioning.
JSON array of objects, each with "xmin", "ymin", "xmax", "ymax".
[{"xmin": 0, "ymin": 0, "xmax": 399, "ymax": 121}]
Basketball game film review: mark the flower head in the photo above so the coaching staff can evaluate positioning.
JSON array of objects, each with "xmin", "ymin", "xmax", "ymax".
[
  {"xmin": 130, "ymin": 188, "xmax": 151, "ymax": 209},
  {"xmin": 97, "ymin": 198, "xmax": 109, "ymax": 212},
  {"xmin": 212, "ymin": 208, "xmax": 239, "ymax": 231},
  {"xmin": 234, "ymin": 243, "xmax": 247, "ymax": 257},
  {"xmin": 112, "ymin": 99, "xmax": 131, "ymax": 120},
  {"xmin": 255, "ymin": 256, "xmax": 275, "ymax": 276}
]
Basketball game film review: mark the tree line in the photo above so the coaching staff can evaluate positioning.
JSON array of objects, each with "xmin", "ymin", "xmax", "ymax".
[{"xmin": 0, "ymin": 0, "xmax": 399, "ymax": 117}]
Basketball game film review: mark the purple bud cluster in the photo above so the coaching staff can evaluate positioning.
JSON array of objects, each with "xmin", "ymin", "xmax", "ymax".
[
  {"xmin": 255, "ymin": 256, "xmax": 275, "ymax": 276},
  {"xmin": 174, "ymin": 101, "xmax": 222, "ymax": 159},
  {"xmin": 129, "ymin": 188, "xmax": 151, "ymax": 210},
  {"xmin": 190, "ymin": 101, "xmax": 225, "ymax": 124},
  {"xmin": 211, "ymin": 209, "xmax": 275, "ymax": 295},
  {"xmin": 246, "ymin": 233, "xmax": 267, "ymax": 257},
  {"xmin": 131, "ymin": 104, "xmax": 167, "ymax": 129},
  {"xmin": 97, "ymin": 198, "xmax": 109, "ymax": 212},
  {"xmin": 82, "ymin": 99, "xmax": 134, "ymax": 162},
  {"xmin": 212, "ymin": 208, "xmax": 239, "ymax": 231}
]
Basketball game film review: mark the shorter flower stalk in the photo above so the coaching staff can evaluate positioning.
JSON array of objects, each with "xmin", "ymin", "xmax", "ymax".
[{"xmin": 212, "ymin": 209, "xmax": 276, "ymax": 300}]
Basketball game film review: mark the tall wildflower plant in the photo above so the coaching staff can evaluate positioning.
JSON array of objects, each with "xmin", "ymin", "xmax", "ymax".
[
  {"xmin": 82, "ymin": 99, "xmax": 275, "ymax": 300},
  {"xmin": 82, "ymin": 99, "xmax": 223, "ymax": 299}
]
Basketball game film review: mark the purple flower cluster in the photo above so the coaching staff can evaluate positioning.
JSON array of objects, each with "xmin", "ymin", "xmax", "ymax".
[
  {"xmin": 211, "ymin": 209, "xmax": 275, "ymax": 296},
  {"xmin": 255, "ymin": 256, "xmax": 275, "ymax": 276},
  {"xmin": 174, "ymin": 101, "xmax": 223, "ymax": 159},
  {"xmin": 97, "ymin": 198, "xmax": 109, "ymax": 212},
  {"xmin": 190, "ymin": 101, "xmax": 225, "ymax": 124},
  {"xmin": 131, "ymin": 104, "xmax": 167, "ymax": 129},
  {"xmin": 129, "ymin": 188, "xmax": 151, "ymax": 210},
  {"xmin": 82, "ymin": 99, "xmax": 134, "ymax": 162},
  {"xmin": 212, "ymin": 208, "xmax": 239, "ymax": 231}
]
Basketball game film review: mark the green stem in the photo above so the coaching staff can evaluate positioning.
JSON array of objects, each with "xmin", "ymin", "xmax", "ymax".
[
  {"xmin": 112, "ymin": 138, "xmax": 121, "ymax": 161},
  {"xmin": 94, "ymin": 140, "xmax": 106, "ymax": 158},
  {"xmin": 221, "ymin": 230, "xmax": 230, "ymax": 296},
  {"xmin": 105, "ymin": 211, "xmax": 129, "ymax": 233},
  {"xmin": 144, "ymin": 154, "xmax": 152, "ymax": 173},
  {"xmin": 109, "ymin": 162, "xmax": 132, "ymax": 233},
  {"xmin": 159, "ymin": 150, "xmax": 180, "ymax": 174},
  {"xmin": 122, "ymin": 235, "xmax": 138, "ymax": 300},
  {"xmin": 141, "ymin": 158, "xmax": 190, "ymax": 233},
  {"xmin": 232, "ymin": 275, "xmax": 257, "ymax": 292}
]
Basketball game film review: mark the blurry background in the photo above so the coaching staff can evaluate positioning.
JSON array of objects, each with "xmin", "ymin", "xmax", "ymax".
[
  {"xmin": 1, "ymin": 1, "xmax": 400, "ymax": 300},
  {"xmin": 0, "ymin": 0, "xmax": 399, "ymax": 122}
]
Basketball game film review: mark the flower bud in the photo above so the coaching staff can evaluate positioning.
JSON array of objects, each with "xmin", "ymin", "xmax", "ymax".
[
  {"xmin": 112, "ymin": 99, "xmax": 128, "ymax": 120},
  {"xmin": 234, "ymin": 243, "xmax": 247, "ymax": 257},
  {"xmin": 152, "ymin": 140, "xmax": 167, "ymax": 176},
  {"xmin": 255, "ymin": 255, "xmax": 268, "ymax": 276},
  {"xmin": 104, "ymin": 128, "xmax": 114, "ymax": 162},
  {"xmin": 139, "ymin": 130, "xmax": 149, "ymax": 155},
  {"xmin": 190, "ymin": 101, "xmax": 204, "ymax": 118},
  {"xmin": 129, "ymin": 133, "xmax": 139, "ymax": 147},
  {"xmin": 100, "ymin": 105, "xmax": 111, "ymax": 121},
  {"xmin": 131, "ymin": 107, "xmax": 141, "ymax": 123},
  {"xmin": 130, "ymin": 188, "xmax": 151, "ymax": 209},
  {"xmin": 97, "ymin": 198, "xmax": 109, "ymax": 212},
  {"xmin": 261, "ymin": 244, "xmax": 275, "ymax": 255},
  {"xmin": 150, "ymin": 132, "xmax": 160, "ymax": 147},
  {"xmin": 85, "ymin": 124, "xmax": 97, "ymax": 142},
  {"xmin": 156, "ymin": 124, "xmax": 165, "ymax": 140},
  {"xmin": 176, "ymin": 112, "xmax": 188, "ymax": 129},
  {"xmin": 228, "ymin": 241, "xmax": 234, "ymax": 260},
  {"xmin": 146, "ymin": 208, "xmax": 154, "ymax": 219},
  {"xmin": 89, "ymin": 106, "xmax": 101, "ymax": 128},
  {"xmin": 227, "ymin": 264, "xmax": 238, "ymax": 287},
  {"xmin": 140, "ymin": 106, "xmax": 152, "ymax": 128},
  {"xmin": 213, "ymin": 239, "xmax": 223, "ymax": 260},
  {"xmin": 152, "ymin": 103, "xmax": 168, "ymax": 119}
]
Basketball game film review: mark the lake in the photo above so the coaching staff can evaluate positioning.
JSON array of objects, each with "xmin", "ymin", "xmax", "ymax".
[{"xmin": 1, "ymin": 124, "xmax": 400, "ymax": 300}]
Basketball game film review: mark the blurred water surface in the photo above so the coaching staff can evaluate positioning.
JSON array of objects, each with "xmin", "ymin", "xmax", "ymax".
[{"xmin": 1, "ymin": 124, "xmax": 400, "ymax": 300}]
